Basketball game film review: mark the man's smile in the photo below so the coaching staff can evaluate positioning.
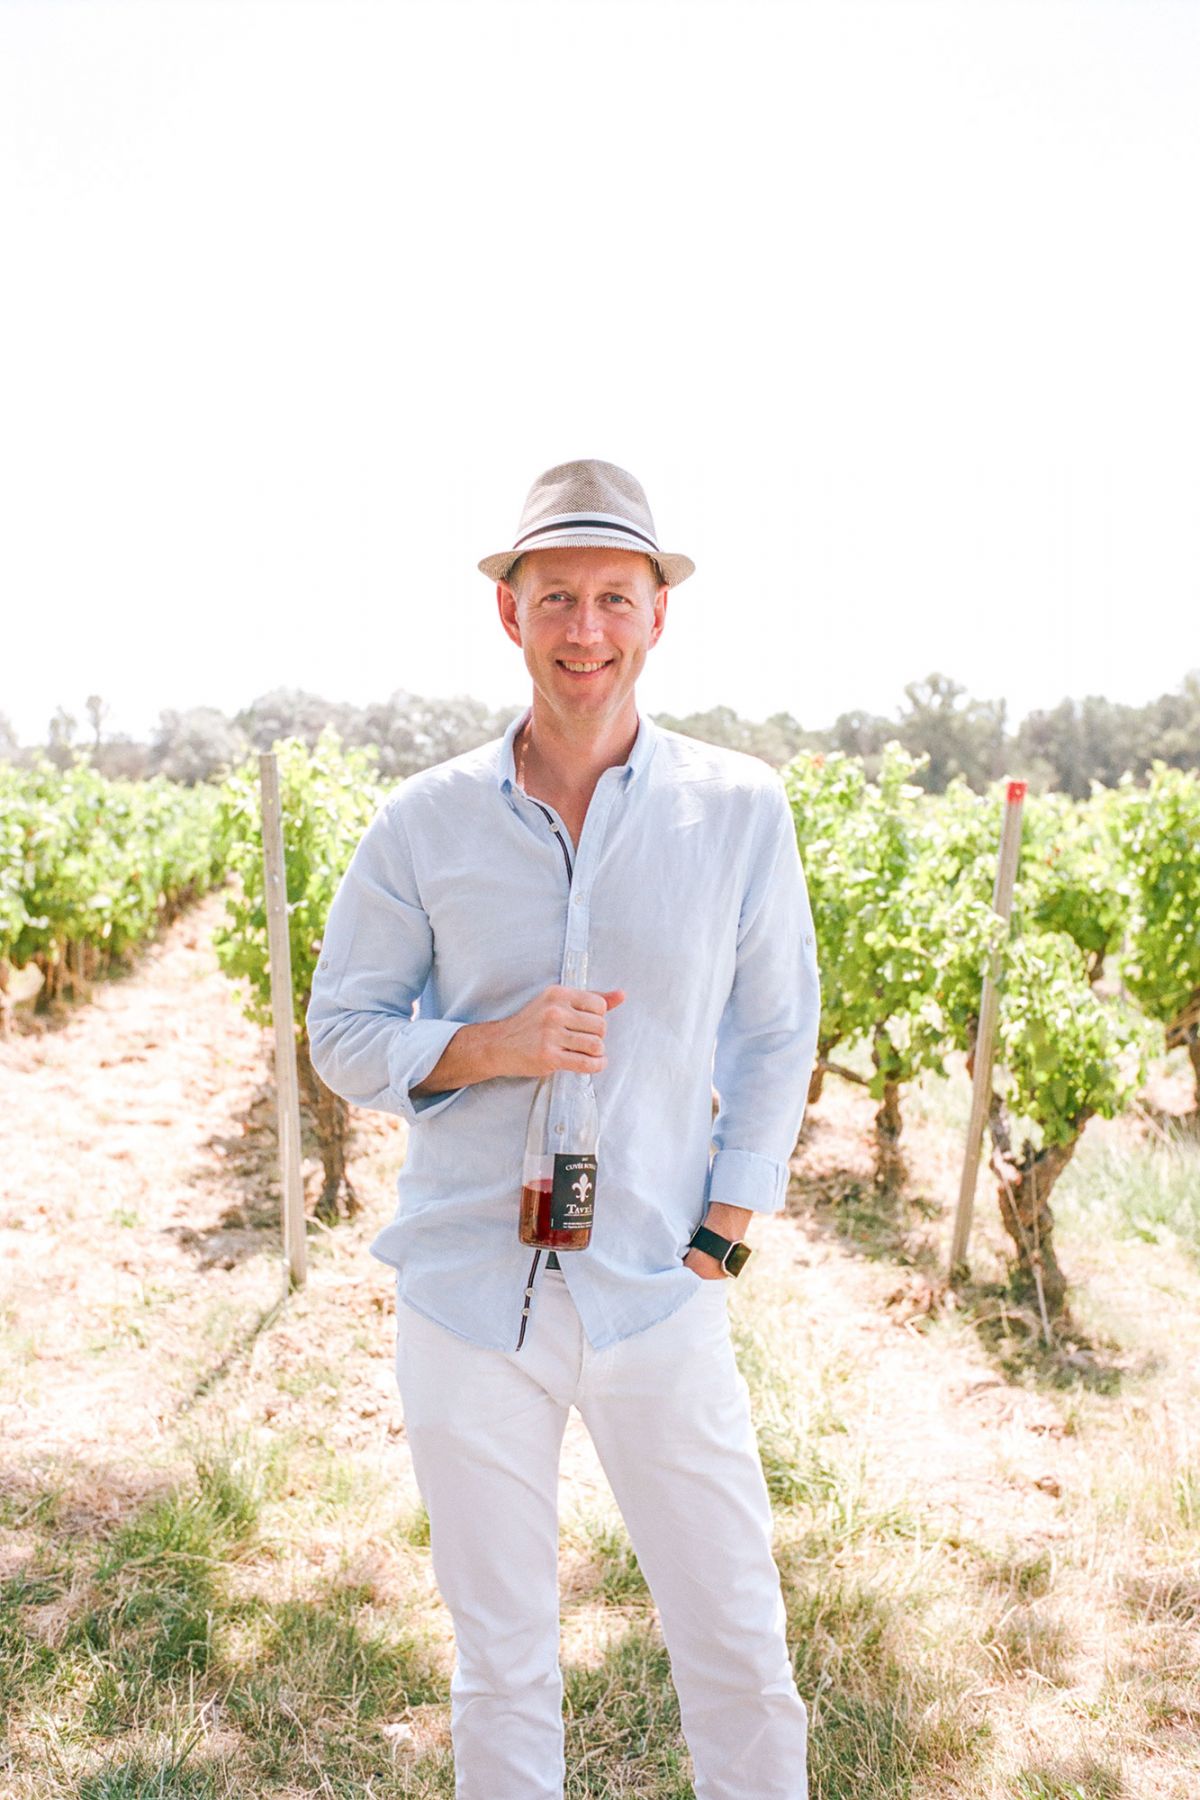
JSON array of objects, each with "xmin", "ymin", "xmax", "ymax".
[{"xmin": 556, "ymin": 658, "xmax": 614, "ymax": 677}]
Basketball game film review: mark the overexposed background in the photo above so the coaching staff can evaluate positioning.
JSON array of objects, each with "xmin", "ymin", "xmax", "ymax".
[{"xmin": 2, "ymin": 0, "xmax": 1197, "ymax": 746}]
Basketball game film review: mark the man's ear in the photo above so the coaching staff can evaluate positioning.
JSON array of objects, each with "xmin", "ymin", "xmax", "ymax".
[
  {"xmin": 649, "ymin": 586, "xmax": 669, "ymax": 649},
  {"xmin": 497, "ymin": 581, "xmax": 523, "ymax": 648}
]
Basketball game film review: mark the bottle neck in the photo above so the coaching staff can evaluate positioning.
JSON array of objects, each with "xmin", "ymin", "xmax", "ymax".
[{"xmin": 562, "ymin": 945, "xmax": 589, "ymax": 989}]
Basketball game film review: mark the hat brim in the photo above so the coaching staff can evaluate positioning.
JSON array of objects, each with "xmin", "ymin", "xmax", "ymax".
[{"xmin": 479, "ymin": 534, "xmax": 694, "ymax": 588}]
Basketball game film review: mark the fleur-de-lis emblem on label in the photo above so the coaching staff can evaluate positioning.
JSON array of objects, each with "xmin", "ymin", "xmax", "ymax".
[{"xmin": 572, "ymin": 1171, "xmax": 592, "ymax": 1209}]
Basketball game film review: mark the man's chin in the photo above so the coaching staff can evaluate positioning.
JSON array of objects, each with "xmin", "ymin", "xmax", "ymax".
[{"xmin": 536, "ymin": 678, "xmax": 635, "ymax": 725}]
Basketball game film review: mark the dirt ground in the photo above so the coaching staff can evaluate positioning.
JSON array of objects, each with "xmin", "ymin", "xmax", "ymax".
[{"xmin": 0, "ymin": 892, "xmax": 403, "ymax": 1501}]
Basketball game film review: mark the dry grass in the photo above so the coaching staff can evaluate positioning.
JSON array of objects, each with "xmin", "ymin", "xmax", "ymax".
[{"xmin": 1, "ymin": 894, "xmax": 1198, "ymax": 1796}]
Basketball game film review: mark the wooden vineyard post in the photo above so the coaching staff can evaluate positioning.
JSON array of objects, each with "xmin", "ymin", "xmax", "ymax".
[
  {"xmin": 259, "ymin": 752, "xmax": 307, "ymax": 1290},
  {"xmin": 948, "ymin": 779, "xmax": 1027, "ymax": 1281}
]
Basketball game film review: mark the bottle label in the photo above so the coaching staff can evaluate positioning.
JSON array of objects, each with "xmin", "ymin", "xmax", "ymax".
[{"xmin": 550, "ymin": 1154, "xmax": 597, "ymax": 1231}]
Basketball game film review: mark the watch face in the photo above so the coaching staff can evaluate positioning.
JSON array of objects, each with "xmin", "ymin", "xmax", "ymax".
[{"xmin": 725, "ymin": 1242, "xmax": 752, "ymax": 1278}]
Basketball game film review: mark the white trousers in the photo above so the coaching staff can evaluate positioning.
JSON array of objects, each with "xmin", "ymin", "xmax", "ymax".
[{"xmin": 394, "ymin": 1266, "xmax": 809, "ymax": 1800}]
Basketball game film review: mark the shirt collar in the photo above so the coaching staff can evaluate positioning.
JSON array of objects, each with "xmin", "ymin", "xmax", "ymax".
[{"xmin": 497, "ymin": 707, "xmax": 659, "ymax": 794}]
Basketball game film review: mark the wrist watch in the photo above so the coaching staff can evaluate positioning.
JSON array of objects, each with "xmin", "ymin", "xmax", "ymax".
[{"xmin": 687, "ymin": 1224, "xmax": 752, "ymax": 1278}]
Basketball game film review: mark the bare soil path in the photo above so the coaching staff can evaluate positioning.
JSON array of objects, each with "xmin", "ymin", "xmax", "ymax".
[{"xmin": 0, "ymin": 887, "xmax": 410, "ymax": 1493}]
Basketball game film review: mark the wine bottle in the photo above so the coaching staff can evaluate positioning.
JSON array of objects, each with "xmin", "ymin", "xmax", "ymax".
[{"xmin": 519, "ymin": 946, "xmax": 599, "ymax": 1251}]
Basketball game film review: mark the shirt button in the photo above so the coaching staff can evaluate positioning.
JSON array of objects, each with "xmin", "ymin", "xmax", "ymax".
[
  {"xmin": 320, "ymin": 957, "xmax": 329, "ymax": 968},
  {"xmin": 573, "ymin": 893, "xmax": 584, "ymax": 906},
  {"xmin": 555, "ymin": 1124, "xmax": 564, "ymax": 1136}
]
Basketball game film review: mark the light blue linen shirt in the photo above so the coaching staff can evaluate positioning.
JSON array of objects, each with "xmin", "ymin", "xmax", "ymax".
[{"xmin": 305, "ymin": 707, "xmax": 820, "ymax": 1353}]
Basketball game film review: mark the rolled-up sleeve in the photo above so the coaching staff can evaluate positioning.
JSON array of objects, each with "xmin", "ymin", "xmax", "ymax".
[
  {"xmin": 706, "ymin": 780, "xmax": 821, "ymax": 1214},
  {"xmin": 306, "ymin": 794, "xmax": 468, "ymax": 1126}
]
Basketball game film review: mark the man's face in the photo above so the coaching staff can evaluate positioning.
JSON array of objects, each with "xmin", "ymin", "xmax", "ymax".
[{"xmin": 497, "ymin": 547, "xmax": 668, "ymax": 731}]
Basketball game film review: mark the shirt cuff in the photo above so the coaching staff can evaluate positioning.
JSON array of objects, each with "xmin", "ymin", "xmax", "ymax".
[
  {"xmin": 386, "ymin": 1017, "xmax": 469, "ymax": 1125},
  {"xmin": 704, "ymin": 1146, "xmax": 789, "ymax": 1216}
]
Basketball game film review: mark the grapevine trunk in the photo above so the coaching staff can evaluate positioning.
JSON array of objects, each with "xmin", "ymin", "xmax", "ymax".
[
  {"xmin": 986, "ymin": 1094, "xmax": 1079, "ymax": 1315},
  {"xmin": 808, "ymin": 1042, "xmax": 835, "ymax": 1106},
  {"xmin": 873, "ymin": 1087, "xmax": 905, "ymax": 1193},
  {"xmin": 296, "ymin": 1036, "xmax": 360, "ymax": 1224},
  {"xmin": 869, "ymin": 1028, "xmax": 906, "ymax": 1192}
]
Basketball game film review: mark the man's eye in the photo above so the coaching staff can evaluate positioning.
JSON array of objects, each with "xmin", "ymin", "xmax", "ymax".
[{"xmin": 539, "ymin": 591, "xmax": 628, "ymax": 604}]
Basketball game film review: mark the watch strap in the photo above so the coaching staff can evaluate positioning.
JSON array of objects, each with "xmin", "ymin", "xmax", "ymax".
[{"xmin": 688, "ymin": 1224, "xmax": 751, "ymax": 1277}]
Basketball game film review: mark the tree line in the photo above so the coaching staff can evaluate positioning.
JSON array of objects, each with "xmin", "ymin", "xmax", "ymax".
[{"xmin": 2, "ymin": 668, "xmax": 1199, "ymax": 793}]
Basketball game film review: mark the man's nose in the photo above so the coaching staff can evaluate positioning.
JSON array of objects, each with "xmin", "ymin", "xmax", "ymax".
[{"xmin": 565, "ymin": 605, "xmax": 606, "ymax": 643}]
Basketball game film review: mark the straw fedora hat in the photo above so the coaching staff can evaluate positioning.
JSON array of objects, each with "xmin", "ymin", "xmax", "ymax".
[{"xmin": 478, "ymin": 459, "xmax": 695, "ymax": 588}]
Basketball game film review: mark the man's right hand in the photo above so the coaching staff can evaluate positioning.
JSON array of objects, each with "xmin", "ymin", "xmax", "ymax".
[
  {"xmin": 410, "ymin": 986, "xmax": 625, "ymax": 1098},
  {"xmin": 491, "ymin": 984, "xmax": 626, "ymax": 1079}
]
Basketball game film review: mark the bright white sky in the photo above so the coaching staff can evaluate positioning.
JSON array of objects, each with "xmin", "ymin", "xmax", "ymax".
[{"xmin": 2, "ymin": 0, "xmax": 1197, "ymax": 748}]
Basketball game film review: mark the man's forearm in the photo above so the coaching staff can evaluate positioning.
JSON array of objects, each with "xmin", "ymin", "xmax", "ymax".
[
  {"xmin": 411, "ymin": 1021, "xmax": 505, "ymax": 1097},
  {"xmin": 410, "ymin": 986, "xmax": 620, "ymax": 1099},
  {"xmin": 704, "ymin": 1201, "xmax": 753, "ymax": 1242}
]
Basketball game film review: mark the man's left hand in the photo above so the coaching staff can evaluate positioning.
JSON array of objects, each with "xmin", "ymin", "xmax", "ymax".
[{"xmin": 683, "ymin": 1245, "xmax": 729, "ymax": 1280}]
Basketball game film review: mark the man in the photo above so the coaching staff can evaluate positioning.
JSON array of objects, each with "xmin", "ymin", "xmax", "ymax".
[{"xmin": 306, "ymin": 459, "xmax": 821, "ymax": 1799}]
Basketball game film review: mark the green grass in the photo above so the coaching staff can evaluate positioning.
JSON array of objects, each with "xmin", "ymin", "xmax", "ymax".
[
  {"xmin": 393, "ymin": 1500, "xmax": 431, "ymax": 1548},
  {"xmin": 73, "ymin": 1436, "xmax": 272, "ymax": 1725},
  {"xmin": 0, "ymin": 1428, "xmax": 446, "ymax": 1796},
  {"xmin": 275, "ymin": 1358, "xmax": 347, "ymax": 1399},
  {"xmin": 1009, "ymin": 1768, "xmax": 1124, "ymax": 1800},
  {"xmin": 731, "ymin": 1303, "xmax": 850, "ymax": 1510},
  {"xmin": 1054, "ymin": 1116, "xmax": 1200, "ymax": 1258},
  {"xmin": 76, "ymin": 1749, "xmax": 225, "ymax": 1799},
  {"xmin": 563, "ymin": 1624, "xmax": 690, "ymax": 1797},
  {"xmin": 562, "ymin": 1512, "xmax": 649, "ymax": 1607}
]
